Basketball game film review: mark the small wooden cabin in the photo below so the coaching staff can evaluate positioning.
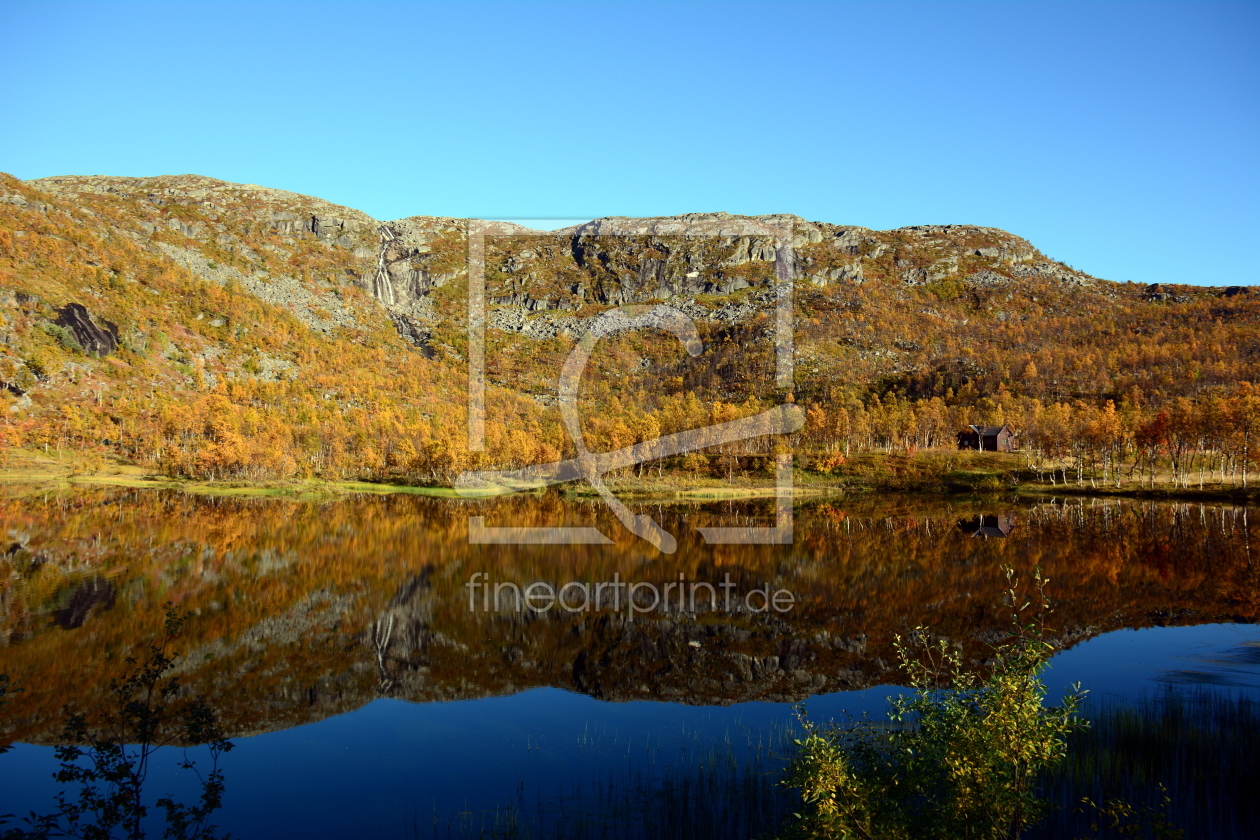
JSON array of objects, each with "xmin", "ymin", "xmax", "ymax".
[{"xmin": 956, "ymin": 424, "xmax": 1015, "ymax": 452}]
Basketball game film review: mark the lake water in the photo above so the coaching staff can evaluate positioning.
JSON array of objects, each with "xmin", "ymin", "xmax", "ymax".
[{"xmin": 1, "ymin": 489, "xmax": 1257, "ymax": 837}]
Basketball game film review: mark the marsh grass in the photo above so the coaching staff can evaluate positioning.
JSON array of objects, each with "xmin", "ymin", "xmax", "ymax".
[
  {"xmin": 437, "ymin": 689, "xmax": 1260, "ymax": 840},
  {"xmin": 422, "ymin": 721, "xmax": 798, "ymax": 840},
  {"xmin": 418, "ymin": 616, "xmax": 1260, "ymax": 840},
  {"xmin": 1035, "ymin": 689, "xmax": 1260, "ymax": 839}
]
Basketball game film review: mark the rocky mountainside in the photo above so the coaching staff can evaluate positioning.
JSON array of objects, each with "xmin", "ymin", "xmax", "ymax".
[
  {"xmin": 25, "ymin": 174, "xmax": 382, "ymax": 333},
  {"xmin": 8, "ymin": 174, "xmax": 1107, "ymax": 350},
  {"xmin": 1, "ymin": 172, "xmax": 1256, "ymax": 483}
]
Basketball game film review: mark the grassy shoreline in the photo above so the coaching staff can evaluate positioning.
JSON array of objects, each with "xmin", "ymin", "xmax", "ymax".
[
  {"xmin": 0, "ymin": 451, "xmax": 467, "ymax": 500},
  {"xmin": 2, "ymin": 448, "xmax": 1257, "ymax": 504}
]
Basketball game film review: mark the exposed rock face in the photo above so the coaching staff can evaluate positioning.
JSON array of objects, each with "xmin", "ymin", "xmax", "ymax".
[
  {"xmin": 1146, "ymin": 283, "xmax": 1193, "ymax": 303},
  {"xmin": 483, "ymin": 215, "xmax": 1097, "ymax": 329},
  {"xmin": 366, "ymin": 217, "xmax": 544, "ymax": 308},
  {"xmin": 33, "ymin": 174, "xmax": 378, "ymax": 238},
  {"xmin": 341, "ymin": 207, "xmax": 1104, "ymax": 347},
  {"xmin": 388, "ymin": 311, "xmax": 438, "ymax": 358},
  {"xmin": 11, "ymin": 173, "xmax": 1108, "ymax": 355},
  {"xmin": 562, "ymin": 213, "xmax": 797, "ymax": 303},
  {"xmin": 54, "ymin": 303, "xmax": 119, "ymax": 356},
  {"xmin": 371, "ymin": 220, "xmax": 450, "ymax": 306}
]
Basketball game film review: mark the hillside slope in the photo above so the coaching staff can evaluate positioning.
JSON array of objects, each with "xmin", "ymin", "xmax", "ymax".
[{"xmin": 1, "ymin": 173, "xmax": 1257, "ymax": 484}]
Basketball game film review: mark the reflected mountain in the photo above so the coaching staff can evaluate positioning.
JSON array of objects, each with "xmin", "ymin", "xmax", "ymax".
[
  {"xmin": 1, "ymin": 490, "xmax": 1257, "ymax": 743},
  {"xmin": 1156, "ymin": 641, "xmax": 1260, "ymax": 690}
]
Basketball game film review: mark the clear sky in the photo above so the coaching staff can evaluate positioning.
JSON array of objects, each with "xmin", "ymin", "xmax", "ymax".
[{"xmin": 1, "ymin": 0, "xmax": 1256, "ymax": 286}]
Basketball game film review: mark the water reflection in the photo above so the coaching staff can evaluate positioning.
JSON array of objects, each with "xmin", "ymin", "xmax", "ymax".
[
  {"xmin": 0, "ymin": 490, "xmax": 1256, "ymax": 744},
  {"xmin": 1157, "ymin": 640, "xmax": 1260, "ymax": 690},
  {"xmin": 51, "ymin": 576, "xmax": 115, "ymax": 629},
  {"xmin": 957, "ymin": 513, "xmax": 1015, "ymax": 538}
]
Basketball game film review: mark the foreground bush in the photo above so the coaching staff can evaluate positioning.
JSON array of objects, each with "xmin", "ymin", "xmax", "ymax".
[{"xmin": 782, "ymin": 569, "xmax": 1087, "ymax": 840}]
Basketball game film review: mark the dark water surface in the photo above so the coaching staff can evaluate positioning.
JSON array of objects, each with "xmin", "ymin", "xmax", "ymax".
[{"xmin": 1, "ymin": 489, "xmax": 1257, "ymax": 837}]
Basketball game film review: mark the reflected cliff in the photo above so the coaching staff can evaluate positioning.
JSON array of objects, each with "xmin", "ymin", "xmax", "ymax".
[{"xmin": 0, "ymin": 489, "xmax": 1256, "ymax": 743}]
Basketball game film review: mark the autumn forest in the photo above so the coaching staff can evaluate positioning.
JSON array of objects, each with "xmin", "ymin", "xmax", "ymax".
[{"xmin": 1, "ymin": 172, "xmax": 1257, "ymax": 494}]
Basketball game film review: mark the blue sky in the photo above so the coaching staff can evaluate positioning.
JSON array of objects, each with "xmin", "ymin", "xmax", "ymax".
[{"xmin": 1, "ymin": 0, "xmax": 1256, "ymax": 285}]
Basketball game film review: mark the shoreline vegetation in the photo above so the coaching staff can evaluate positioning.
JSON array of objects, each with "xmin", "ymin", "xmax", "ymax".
[
  {"xmin": 7, "ymin": 591, "xmax": 1257, "ymax": 840},
  {"xmin": 428, "ymin": 580, "xmax": 1260, "ymax": 840},
  {"xmin": 427, "ymin": 689, "xmax": 1258, "ymax": 840},
  {"xmin": 2, "ymin": 447, "xmax": 1257, "ymax": 504}
]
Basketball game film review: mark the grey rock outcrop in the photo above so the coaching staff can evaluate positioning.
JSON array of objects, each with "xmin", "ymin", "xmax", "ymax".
[
  {"xmin": 562, "ymin": 212, "xmax": 800, "ymax": 302},
  {"xmin": 54, "ymin": 303, "xmax": 119, "ymax": 356}
]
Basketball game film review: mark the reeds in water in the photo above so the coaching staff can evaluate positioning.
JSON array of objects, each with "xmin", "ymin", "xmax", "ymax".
[
  {"xmin": 423, "ymin": 688, "xmax": 1258, "ymax": 839},
  {"xmin": 1035, "ymin": 688, "xmax": 1259, "ymax": 839},
  {"xmin": 421, "ymin": 720, "xmax": 797, "ymax": 840}
]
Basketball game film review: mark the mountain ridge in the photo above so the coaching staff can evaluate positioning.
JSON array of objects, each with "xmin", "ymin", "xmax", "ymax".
[{"xmin": 1, "ymin": 171, "xmax": 1257, "ymax": 488}]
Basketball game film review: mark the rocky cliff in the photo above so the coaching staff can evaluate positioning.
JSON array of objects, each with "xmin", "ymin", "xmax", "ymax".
[{"xmin": 9, "ymin": 174, "xmax": 1105, "ymax": 354}]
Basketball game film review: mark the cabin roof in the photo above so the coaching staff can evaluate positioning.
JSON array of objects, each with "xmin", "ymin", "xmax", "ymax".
[{"xmin": 965, "ymin": 424, "xmax": 1013, "ymax": 436}]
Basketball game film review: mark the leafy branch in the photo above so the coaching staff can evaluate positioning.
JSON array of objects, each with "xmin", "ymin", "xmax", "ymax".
[
  {"xmin": 782, "ymin": 567, "xmax": 1089, "ymax": 840},
  {"xmin": 1, "ymin": 604, "xmax": 232, "ymax": 840}
]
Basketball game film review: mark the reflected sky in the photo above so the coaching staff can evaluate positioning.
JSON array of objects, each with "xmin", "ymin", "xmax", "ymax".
[{"xmin": 3, "ymin": 622, "xmax": 1257, "ymax": 839}]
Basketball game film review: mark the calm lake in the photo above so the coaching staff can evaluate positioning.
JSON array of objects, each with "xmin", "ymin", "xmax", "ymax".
[{"xmin": 1, "ymin": 489, "xmax": 1258, "ymax": 838}]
